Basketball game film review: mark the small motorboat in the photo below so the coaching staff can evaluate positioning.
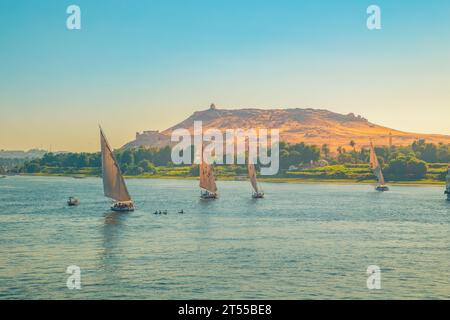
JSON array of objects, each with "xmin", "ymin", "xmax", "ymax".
[
  {"xmin": 375, "ymin": 185, "xmax": 389, "ymax": 192},
  {"xmin": 67, "ymin": 197, "xmax": 80, "ymax": 206},
  {"xmin": 111, "ymin": 201, "xmax": 135, "ymax": 212}
]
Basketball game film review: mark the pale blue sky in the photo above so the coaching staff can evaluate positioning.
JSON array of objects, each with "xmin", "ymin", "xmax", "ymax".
[{"xmin": 1, "ymin": 0, "xmax": 449, "ymax": 151}]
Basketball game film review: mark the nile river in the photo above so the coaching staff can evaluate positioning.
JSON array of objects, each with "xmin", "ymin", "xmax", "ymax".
[{"xmin": 0, "ymin": 176, "xmax": 449, "ymax": 299}]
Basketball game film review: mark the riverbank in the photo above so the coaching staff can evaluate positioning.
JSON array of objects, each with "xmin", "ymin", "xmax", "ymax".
[{"xmin": 11, "ymin": 173, "xmax": 445, "ymax": 186}]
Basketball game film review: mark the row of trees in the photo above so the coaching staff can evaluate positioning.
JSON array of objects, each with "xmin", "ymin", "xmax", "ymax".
[
  {"xmin": 279, "ymin": 142, "xmax": 320, "ymax": 169},
  {"xmin": 317, "ymin": 140, "xmax": 450, "ymax": 180},
  {"xmin": 321, "ymin": 139, "xmax": 450, "ymax": 165},
  {"xmin": 20, "ymin": 142, "xmax": 321, "ymax": 174},
  {"xmin": 16, "ymin": 140, "xmax": 449, "ymax": 179},
  {"xmin": 411, "ymin": 140, "xmax": 450, "ymax": 163},
  {"xmin": 22, "ymin": 148, "xmax": 167, "ymax": 175},
  {"xmin": 384, "ymin": 155, "xmax": 428, "ymax": 180}
]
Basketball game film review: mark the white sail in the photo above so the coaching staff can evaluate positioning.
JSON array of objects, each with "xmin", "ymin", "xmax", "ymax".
[
  {"xmin": 100, "ymin": 127, "xmax": 132, "ymax": 202},
  {"xmin": 369, "ymin": 140, "xmax": 385, "ymax": 185},
  {"xmin": 199, "ymin": 146, "xmax": 217, "ymax": 193},
  {"xmin": 247, "ymin": 162, "xmax": 259, "ymax": 193}
]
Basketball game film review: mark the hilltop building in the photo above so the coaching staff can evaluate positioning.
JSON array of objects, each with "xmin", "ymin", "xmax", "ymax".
[{"xmin": 121, "ymin": 130, "xmax": 171, "ymax": 149}]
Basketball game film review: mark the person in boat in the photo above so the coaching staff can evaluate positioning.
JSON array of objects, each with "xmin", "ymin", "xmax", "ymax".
[
  {"xmin": 201, "ymin": 190, "xmax": 217, "ymax": 198},
  {"xmin": 112, "ymin": 202, "xmax": 133, "ymax": 210}
]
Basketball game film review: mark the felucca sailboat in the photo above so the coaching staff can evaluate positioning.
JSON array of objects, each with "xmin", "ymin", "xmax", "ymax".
[
  {"xmin": 369, "ymin": 140, "xmax": 389, "ymax": 192},
  {"xmin": 199, "ymin": 146, "xmax": 218, "ymax": 199},
  {"xmin": 248, "ymin": 162, "xmax": 264, "ymax": 198},
  {"xmin": 445, "ymin": 165, "xmax": 450, "ymax": 201},
  {"xmin": 100, "ymin": 127, "xmax": 135, "ymax": 211}
]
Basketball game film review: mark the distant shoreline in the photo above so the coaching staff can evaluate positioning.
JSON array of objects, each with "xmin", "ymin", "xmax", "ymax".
[{"xmin": 9, "ymin": 173, "xmax": 445, "ymax": 186}]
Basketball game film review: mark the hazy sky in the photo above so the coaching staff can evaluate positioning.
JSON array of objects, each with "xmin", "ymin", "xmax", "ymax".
[{"xmin": 1, "ymin": 0, "xmax": 449, "ymax": 152}]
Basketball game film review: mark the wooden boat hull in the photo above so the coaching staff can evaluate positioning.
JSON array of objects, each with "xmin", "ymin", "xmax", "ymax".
[
  {"xmin": 252, "ymin": 193, "xmax": 264, "ymax": 199},
  {"xmin": 200, "ymin": 192, "xmax": 217, "ymax": 199},
  {"xmin": 111, "ymin": 206, "xmax": 135, "ymax": 212},
  {"xmin": 111, "ymin": 202, "xmax": 135, "ymax": 212}
]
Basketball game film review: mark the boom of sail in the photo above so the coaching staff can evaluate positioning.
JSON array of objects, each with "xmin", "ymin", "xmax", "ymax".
[{"xmin": 100, "ymin": 127, "xmax": 132, "ymax": 203}]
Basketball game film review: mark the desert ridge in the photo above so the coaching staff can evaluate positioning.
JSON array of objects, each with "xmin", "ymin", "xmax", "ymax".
[{"xmin": 122, "ymin": 105, "xmax": 450, "ymax": 151}]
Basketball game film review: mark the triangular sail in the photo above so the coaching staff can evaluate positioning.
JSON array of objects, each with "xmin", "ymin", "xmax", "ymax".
[
  {"xmin": 199, "ymin": 145, "xmax": 217, "ymax": 193},
  {"xmin": 369, "ymin": 140, "xmax": 385, "ymax": 185},
  {"xmin": 247, "ymin": 162, "xmax": 259, "ymax": 193},
  {"xmin": 100, "ymin": 128, "xmax": 132, "ymax": 202}
]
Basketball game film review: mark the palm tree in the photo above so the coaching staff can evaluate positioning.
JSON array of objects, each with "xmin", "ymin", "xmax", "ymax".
[{"xmin": 349, "ymin": 140, "xmax": 356, "ymax": 151}]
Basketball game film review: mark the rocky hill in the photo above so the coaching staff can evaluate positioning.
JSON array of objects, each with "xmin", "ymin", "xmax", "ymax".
[{"xmin": 123, "ymin": 104, "xmax": 450, "ymax": 151}]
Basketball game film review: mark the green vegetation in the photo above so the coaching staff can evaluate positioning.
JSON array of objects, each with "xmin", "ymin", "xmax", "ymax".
[
  {"xmin": 0, "ymin": 158, "xmax": 27, "ymax": 174},
  {"xmin": 3, "ymin": 139, "xmax": 449, "ymax": 183}
]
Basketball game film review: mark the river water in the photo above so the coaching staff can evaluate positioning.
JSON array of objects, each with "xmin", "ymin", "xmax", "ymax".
[{"xmin": 0, "ymin": 176, "xmax": 449, "ymax": 299}]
